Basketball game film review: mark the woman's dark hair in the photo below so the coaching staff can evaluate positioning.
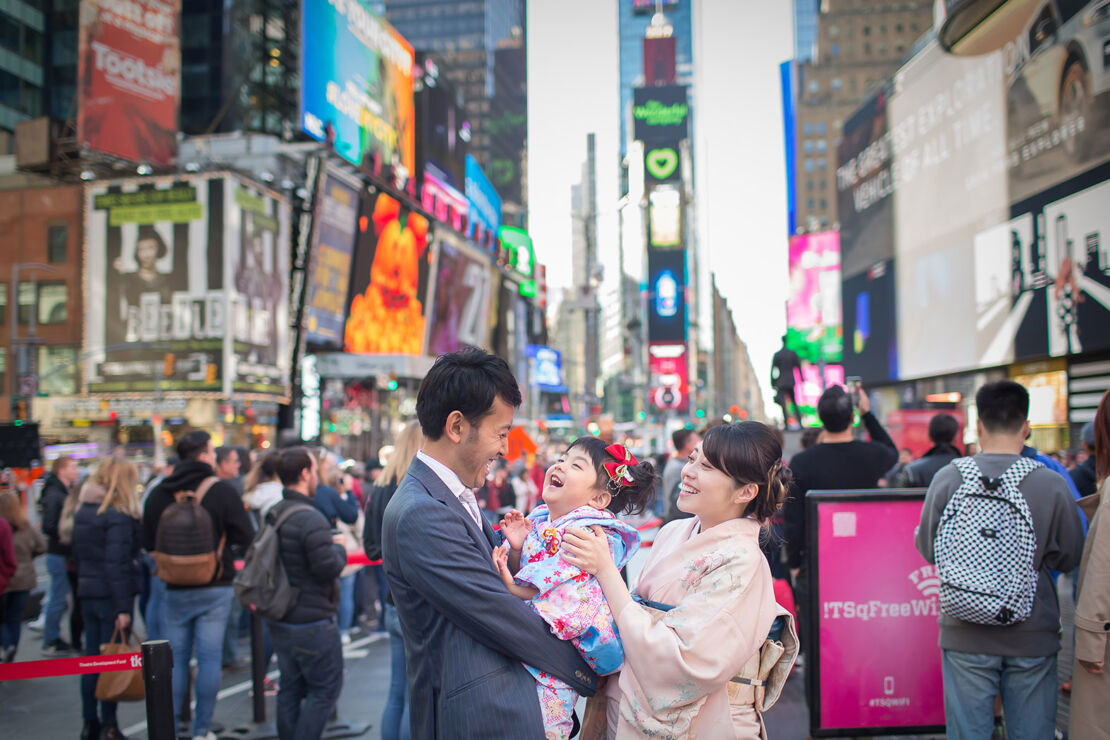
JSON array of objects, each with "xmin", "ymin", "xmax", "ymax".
[
  {"xmin": 700, "ymin": 422, "xmax": 793, "ymax": 524},
  {"xmin": 567, "ymin": 436, "xmax": 656, "ymax": 516},
  {"xmin": 417, "ymin": 346, "xmax": 523, "ymax": 441},
  {"xmin": 136, "ymin": 225, "xmax": 169, "ymax": 260}
]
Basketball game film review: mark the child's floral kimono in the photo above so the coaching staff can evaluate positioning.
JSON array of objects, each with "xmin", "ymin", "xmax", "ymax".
[
  {"xmin": 515, "ymin": 504, "xmax": 640, "ymax": 740},
  {"xmin": 604, "ymin": 516, "xmax": 781, "ymax": 739}
]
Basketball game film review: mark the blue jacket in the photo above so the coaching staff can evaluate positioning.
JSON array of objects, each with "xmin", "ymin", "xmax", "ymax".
[
  {"xmin": 382, "ymin": 457, "xmax": 596, "ymax": 739},
  {"xmin": 312, "ymin": 485, "xmax": 359, "ymax": 528},
  {"xmin": 73, "ymin": 485, "xmax": 142, "ymax": 616}
]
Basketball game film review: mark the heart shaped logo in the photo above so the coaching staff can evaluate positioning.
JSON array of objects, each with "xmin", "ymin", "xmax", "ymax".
[{"xmin": 645, "ymin": 147, "xmax": 678, "ymax": 181}]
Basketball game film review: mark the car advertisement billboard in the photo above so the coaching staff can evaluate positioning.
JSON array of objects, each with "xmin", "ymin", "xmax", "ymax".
[
  {"xmin": 85, "ymin": 173, "xmax": 291, "ymax": 399},
  {"xmin": 632, "ymin": 85, "xmax": 689, "ymax": 142},
  {"xmin": 304, "ymin": 168, "xmax": 360, "ymax": 348},
  {"xmin": 344, "ymin": 192, "xmax": 432, "ymax": 355},
  {"xmin": 426, "ymin": 234, "xmax": 493, "ymax": 355},
  {"xmin": 300, "ymin": 0, "xmax": 415, "ymax": 174},
  {"xmin": 837, "ymin": 3, "xmax": 1110, "ymax": 383},
  {"xmin": 77, "ymin": 0, "xmax": 181, "ymax": 166},
  {"xmin": 809, "ymin": 492, "xmax": 945, "ymax": 735},
  {"xmin": 647, "ymin": 247, "xmax": 686, "ymax": 344}
]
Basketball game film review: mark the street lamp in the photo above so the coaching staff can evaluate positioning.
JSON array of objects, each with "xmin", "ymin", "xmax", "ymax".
[{"xmin": 9, "ymin": 263, "xmax": 58, "ymax": 420}]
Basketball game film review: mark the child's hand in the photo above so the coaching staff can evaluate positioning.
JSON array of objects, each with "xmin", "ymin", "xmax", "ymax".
[
  {"xmin": 492, "ymin": 543, "xmax": 513, "ymax": 586},
  {"xmin": 499, "ymin": 509, "xmax": 532, "ymax": 551}
]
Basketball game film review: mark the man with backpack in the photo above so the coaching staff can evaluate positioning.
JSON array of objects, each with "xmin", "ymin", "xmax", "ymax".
[
  {"xmin": 38, "ymin": 455, "xmax": 79, "ymax": 655},
  {"xmin": 142, "ymin": 431, "xmax": 255, "ymax": 740},
  {"xmin": 256, "ymin": 446, "xmax": 346, "ymax": 740},
  {"xmin": 915, "ymin": 380, "xmax": 1084, "ymax": 739}
]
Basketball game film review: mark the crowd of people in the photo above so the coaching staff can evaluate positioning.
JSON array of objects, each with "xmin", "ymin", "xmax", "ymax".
[{"xmin": 0, "ymin": 347, "xmax": 1106, "ymax": 739}]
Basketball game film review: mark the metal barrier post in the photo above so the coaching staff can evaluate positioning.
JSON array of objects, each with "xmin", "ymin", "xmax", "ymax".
[
  {"xmin": 251, "ymin": 611, "xmax": 266, "ymax": 724},
  {"xmin": 142, "ymin": 640, "xmax": 175, "ymax": 740}
]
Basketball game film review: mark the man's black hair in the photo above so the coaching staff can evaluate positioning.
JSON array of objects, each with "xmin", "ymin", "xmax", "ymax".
[
  {"xmin": 416, "ymin": 347, "xmax": 522, "ymax": 441},
  {"xmin": 277, "ymin": 446, "xmax": 315, "ymax": 486},
  {"xmin": 976, "ymin": 380, "xmax": 1029, "ymax": 435},
  {"xmin": 928, "ymin": 413, "xmax": 959, "ymax": 446},
  {"xmin": 215, "ymin": 446, "xmax": 237, "ymax": 465},
  {"xmin": 671, "ymin": 428, "xmax": 696, "ymax": 454},
  {"xmin": 817, "ymin": 386, "xmax": 854, "ymax": 433},
  {"xmin": 177, "ymin": 430, "xmax": 212, "ymax": 461}
]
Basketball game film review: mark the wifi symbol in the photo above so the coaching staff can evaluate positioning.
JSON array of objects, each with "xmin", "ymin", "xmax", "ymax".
[{"xmin": 915, "ymin": 576, "xmax": 940, "ymax": 598}]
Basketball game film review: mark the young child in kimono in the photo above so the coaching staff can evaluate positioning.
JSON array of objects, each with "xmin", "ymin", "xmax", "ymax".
[{"xmin": 493, "ymin": 437, "xmax": 656, "ymax": 740}]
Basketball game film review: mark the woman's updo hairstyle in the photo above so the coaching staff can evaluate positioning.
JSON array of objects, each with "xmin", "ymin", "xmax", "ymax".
[
  {"xmin": 700, "ymin": 421, "xmax": 792, "ymax": 524},
  {"xmin": 567, "ymin": 436, "xmax": 657, "ymax": 516}
]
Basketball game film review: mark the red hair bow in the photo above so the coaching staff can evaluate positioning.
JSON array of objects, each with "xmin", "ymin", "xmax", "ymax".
[{"xmin": 603, "ymin": 444, "xmax": 639, "ymax": 487}]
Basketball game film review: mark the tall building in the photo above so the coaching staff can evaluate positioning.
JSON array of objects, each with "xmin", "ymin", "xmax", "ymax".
[
  {"xmin": 385, "ymin": 0, "xmax": 524, "ymax": 179},
  {"xmin": 792, "ymin": 0, "xmax": 931, "ymax": 232},
  {"xmin": 793, "ymin": 0, "xmax": 819, "ymax": 63},
  {"xmin": 0, "ymin": 0, "xmax": 46, "ymax": 138},
  {"xmin": 710, "ymin": 276, "xmax": 765, "ymax": 422}
]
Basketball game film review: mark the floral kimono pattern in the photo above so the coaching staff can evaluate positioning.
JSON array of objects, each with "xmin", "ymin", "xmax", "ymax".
[
  {"xmin": 516, "ymin": 504, "xmax": 640, "ymax": 740},
  {"xmin": 605, "ymin": 516, "xmax": 779, "ymax": 739}
]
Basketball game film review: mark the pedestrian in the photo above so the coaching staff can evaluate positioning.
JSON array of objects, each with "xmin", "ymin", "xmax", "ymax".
[
  {"xmin": 770, "ymin": 335, "xmax": 803, "ymax": 428},
  {"xmin": 381, "ymin": 347, "xmax": 596, "ymax": 738},
  {"xmin": 39, "ymin": 454, "xmax": 80, "ymax": 655},
  {"xmin": 1070, "ymin": 421, "xmax": 1098, "ymax": 497},
  {"xmin": 662, "ymin": 428, "xmax": 699, "ymax": 523},
  {"xmin": 561, "ymin": 421, "xmax": 797, "ymax": 737},
  {"xmin": 494, "ymin": 438, "xmax": 652, "ymax": 738},
  {"xmin": 1, "ymin": 490, "xmax": 46, "ymax": 661},
  {"xmin": 73, "ymin": 458, "xmax": 143, "ymax": 740},
  {"xmin": 331, "ymin": 467, "xmax": 363, "ymax": 645},
  {"xmin": 509, "ymin": 460, "xmax": 538, "ymax": 514},
  {"xmin": 892, "ymin": 413, "xmax": 962, "ymax": 488},
  {"xmin": 0, "ymin": 514, "xmax": 14, "ymax": 599},
  {"xmin": 312, "ymin": 450, "xmax": 360, "ymax": 528},
  {"xmin": 915, "ymin": 380, "xmax": 1084, "ymax": 739},
  {"xmin": 244, "ymin": 452, "xmax": 284, "ymax": 527},
  {"xmin": 266, "ymin": 447, "xmax": 347, "ymax": 740},
  {"xmin": 1070, "ymin": 389, "xmax": 1110, "ymax": 739},
  {"xmin": 782, "ymin": 383, "xmax": 898, "ymax": 706},
  {"xmin": 214, "ymin": 447, "xmax": 242, "ymax": 494},
  {"xmin": 142, "ymin": 430, "xmax": 255, "ymax": 740},
  {"xmin": 363, "ymin": 419, "xmax": 423, "ymax": 740},
  {"xmin": 214, "ymin": 446, "xmax": 250, "ymax": 670},
  {"xmin": 882, "ymin": 448, "xmax": 914, "ymax": 487}
]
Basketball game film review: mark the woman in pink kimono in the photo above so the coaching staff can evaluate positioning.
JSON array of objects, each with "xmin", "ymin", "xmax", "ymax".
[
  {"xmin": 563, "ymin": 421, "xmax": 795, "ymax": 738},
  {"xmin": 493, "ymin": 437, "xmax": 655, "ymax": 740}
]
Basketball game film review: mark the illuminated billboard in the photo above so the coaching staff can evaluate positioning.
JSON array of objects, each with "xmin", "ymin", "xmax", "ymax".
[
  {"xmin": 647, "ymin": 247, "xmax": 686, "ymax": 344},
  {"xmin": 426, "ymin": 235, "xmax": 493, "ymax": 355},
  {"xmin": 632, "ymin": 85, "xmax": 688, "ymax": 142},
  {"xmin": 300, "ymin": 0, "xmax": 415, "ymax": 174},
  {"xmin": 344, "ymin": 193, "xmax": 432, "ymax": 355},
  {"xmin": 466, "ymin": 154, "xmax": 502, "ymax": 238},
  {"xmin": 304, "ymin": 168, "xmax": 360, "ymax": 348},
  {"xmin": 77, "ymin": 0, "xmax": 181, "ymax": 166},
  {"xmin": 787, "ymin": 232, "xmax": 842, "ymax": 364}
]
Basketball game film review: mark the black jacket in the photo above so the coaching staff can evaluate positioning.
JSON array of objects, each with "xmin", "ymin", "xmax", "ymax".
[
  {"xmin": 73, "ymin": 495, "xmax": 142, "ymax": 616},
  {"xmin": 271, "ymin": 489, "xmax": 346, "ymax": 624},
  {"xmin": 363, "ymin": 479, "xmax": 398, "ymax": 562},
  {"xmin": 892, "ymin": 445, "xmax": 962, "ymax": 488},
  {"xmin": 1069, "ymin": 457, "xmax": 1098, "ymax": 498},
  {"xmin": 142, "ymin": 460, "xmax": 255, "ymax": 589},
  {"xmin": 39, "ymin": 474, "xmax": 71, "ymax": 557}
]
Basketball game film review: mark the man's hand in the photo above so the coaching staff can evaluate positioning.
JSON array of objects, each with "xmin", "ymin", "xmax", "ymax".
[
  {"xmin": 856, "ymin": 387, "xmax": 871, "ymax": 415},
  {"xmin": 499, "ymin": 509, "xmax": 532, "ymax": 551},
  {"xmin": 1078, "ymin": 658, "xmax": 1104, "ymax": 675},
  {"xmin": 116, "ymin": 612, "xmax": 131, "ymax": 632}
]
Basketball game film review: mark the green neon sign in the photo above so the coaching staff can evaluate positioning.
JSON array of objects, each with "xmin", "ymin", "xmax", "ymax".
[
  {"xmin": 498, "ymin": 226, "xmax": 535, "ymax": 279},
  {"xmin": 645, "ymin": 147, "xmax": 679, "ymax": 180}
]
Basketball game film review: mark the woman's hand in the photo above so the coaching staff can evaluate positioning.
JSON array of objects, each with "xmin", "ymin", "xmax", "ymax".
[
  {"xmin": 499, "ymin": 509, "xmax": 532, "ymax": 551},
  {"xmin": 116, "ymin": 613, "xmax": 131, "ymax": 632},
  {"xmin": 561, "ymin": 526, "xmax": 615, "ymax": 576}
]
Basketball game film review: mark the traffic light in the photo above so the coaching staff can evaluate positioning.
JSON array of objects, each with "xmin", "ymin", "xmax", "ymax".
[
  {"xmin": 695, "ymin": 408, "xmax": 706, "ymax": 419},
  {"xmin": 386, "ymin": 373, "xmax": 398, "ymax": 391}
]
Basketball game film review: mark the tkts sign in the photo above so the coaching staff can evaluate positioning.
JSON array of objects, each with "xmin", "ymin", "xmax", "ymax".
[{"xmin": 632, "ymin": 85, "xmax": 688, "ymax": 142}]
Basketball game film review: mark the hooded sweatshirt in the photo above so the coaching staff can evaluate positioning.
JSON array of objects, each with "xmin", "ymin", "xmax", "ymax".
[{"xmin": 141, "ymin": 459, "xmax": 255, "ymax": 589}]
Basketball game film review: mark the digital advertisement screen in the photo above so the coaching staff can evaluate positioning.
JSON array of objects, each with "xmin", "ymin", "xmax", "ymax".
[
  {"xmin": 304, "ymin": 169, "xmax": 359, "ymax": 348},
  {"xmin": 647, "ymin": 247, "xmax": 686, "ymax": 344},
  {"xmin": 632, "ymin": 85, "xmax": 689, "ymax": 142},
  {"xmin": 812, "ymin": 494, "xmax": 945, "ymax": 735},
  {"xmin": 466, "ymin": 154, "xmax": 502, "ymax": 237},
  {"xmin": 344, "ymin": 192, "xmax": 432, "ymax": 355},
  {"xmin": 526, "ymin": 345, "xmax": 566, "ymax": 393},
  {"xmin": 300, "ymin": 0, "xmax": 415, "ymax": 174},
  {"xmin": 644, "ymin": 143, "xmax": 681, "ymax": 185},
  {"xmin": 416, "ymin": 53, "xmax": 469, "ymax": 192},
  {"xmin": 426, "ymin": 236, "xmax": 492, "ymax": 355},
  {"xmin": 648, "ymin": 186, "xmax": 683, "ymax": 248},
  {"xmin": 786, "ymin": 231, "xmax": 842, "ymax": 364},
  {"xmin": 648, "ymin": 342, "xmax": 689, "ymax": 412},
  {"xmin": 77, "ymin": 0, "xmax": 180, "ymax": 166}
]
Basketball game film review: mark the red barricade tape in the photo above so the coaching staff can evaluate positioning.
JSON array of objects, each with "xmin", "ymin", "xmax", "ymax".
[{"xmin": 0, "ymin": 652, "xmax": 142, "ymax": 682}]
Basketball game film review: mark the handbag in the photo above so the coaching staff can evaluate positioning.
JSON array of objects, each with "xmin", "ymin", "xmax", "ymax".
[{"xmin": 95, "ymin": 626, "xmax": 145, "ymax": 703}]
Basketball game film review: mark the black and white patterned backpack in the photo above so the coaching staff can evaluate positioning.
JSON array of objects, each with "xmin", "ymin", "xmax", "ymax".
[{"xmin": 934, "ymin": 457, "xmax": 1041, "ymax": 626}]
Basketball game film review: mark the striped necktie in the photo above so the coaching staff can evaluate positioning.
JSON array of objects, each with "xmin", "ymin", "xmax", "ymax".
[{"xmin": 457, "ymin": 488, "xmax": 481, "ymax": 526}]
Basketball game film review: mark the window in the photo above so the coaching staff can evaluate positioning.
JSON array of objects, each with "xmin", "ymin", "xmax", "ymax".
[
  {"xmin": 807, "ymin": 179, "xmax": 815, "ymax": 191},
  {"xmin": 817, "ymin": 158, "xmax": 827, "ymax": 171},
  {"xmin": 807, "ymin": 198, "xmax": 815, "ymax": 210},
  {"xmin": 805, "ymin": 159, "xmax": 815, "ymax": 173},
  {"xmin": 38, "ymin": 283, "xmax": 67, "ymax": 324},
  {"xmin": 804, "ymin": 140, "xmax": 814, "ymax": 154},
  {"xmin": 37, "ymin": 346, "xmax": 78, "ymax": 396},
  {"xmin": 816, "ymin": 122, "xmax": 826, "ymax": 135},
  {"xmin": 819, "ymin": 178, "xmax": 827, "ymax": 191},
  {"xmin": 47, "ymin": 224, "xmax": 67, "ymax": 263},
  {"xmin": 864, "ymin": 42, "xmax": 872, "ymax": 55},
  {"xmin": 808, "ymin": 79, "xmax": 819, "ymax": 93},
  {"xmin": 816, "ymin": 139, "xmax": 827, "ymax": 153},
  {"xmin": 880, "ymin": 24, "xmax": 887, "ymax": 35},
  {"xmin": 896, "ymin": 23, "xmax": 904, "ymax": 34},
  {"xmin": 863, "ymin": 25, "xmax": 871, "ymax": 36},
  {"xmin": 830, "ymin": 43, "xmax": 839, "ymax": 57},
  {"xmin": 17, "ymin": 282, "xmax": 34, "ymax": 324},
  {"xmin": 803, "ymin": 122, "xmax": 814, "ymax": 135},
  {"xmin": 831, "ymin": 78, "xmax": 842, "ymax": 92},
  {"xmin": 819, "ymin": 199, "xmax": 827, "ymax": 209}
]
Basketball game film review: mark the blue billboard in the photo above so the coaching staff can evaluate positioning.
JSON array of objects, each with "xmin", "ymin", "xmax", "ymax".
[
  {"xmin": 300, "ymin": 0, "xmax": 415, "ymax": 173},
  {"xmin": 466, "ymin": 154, "xmax": 502, "ymax": 238},
  {"xmin": 526, "ymin": 345, "xmax": 566, "ymax": 393}
]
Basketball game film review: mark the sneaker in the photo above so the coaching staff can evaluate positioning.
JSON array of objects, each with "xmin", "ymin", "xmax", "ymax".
[
  {"xmin": 2, "ymin": 645, "xmax": 16, "ymax": 662},
  {"xmin": 341, "ymin": 632, "xmax": 352, "ymax": 646},
  {"xmin": 42, "ymin": 639, "xmax": 72, "ymax": 656},
  {"xmin": 263, "ymin": 677, "xmax": 279, "ymax": 696},
  {"xmin": 26, "ymin": 615, "xmax": 44, "ymax": 631}
]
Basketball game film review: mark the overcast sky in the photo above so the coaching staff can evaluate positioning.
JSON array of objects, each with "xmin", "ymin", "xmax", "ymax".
[{"xmin": 528, "ymin": 0, "xmax": 794, "ymax": 415}]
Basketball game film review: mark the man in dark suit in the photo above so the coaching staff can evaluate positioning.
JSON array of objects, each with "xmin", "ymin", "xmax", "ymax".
[{"xmin": 382, "ymin": 347, "xmax": 596, "ymax": 739}]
